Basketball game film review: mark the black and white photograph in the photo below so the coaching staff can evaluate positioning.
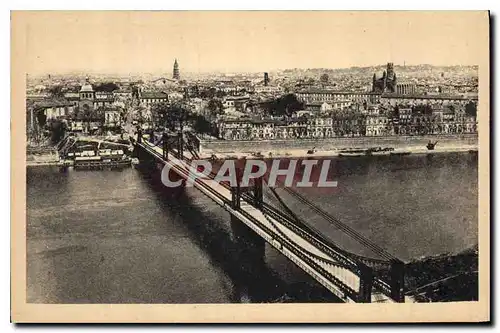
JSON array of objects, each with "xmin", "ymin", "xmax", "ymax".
[{"xmin": 11, "ymin": 10, "xmax": 490, "ymax": 323}]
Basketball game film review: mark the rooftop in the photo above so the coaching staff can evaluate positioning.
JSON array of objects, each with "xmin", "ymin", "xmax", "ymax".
[
  {"xmin": 297, "ymin": 89, "xmax": 381, "ymax": 95},
  {"xmin": 140, "ymin": 91, "xmax": 169, "ymax": 99},
  {"xmin": 34, "ymin": 100, "xmax": 74, "ymax": 109},
  {"xmin": 80, "ymin": 80, "xmax": 94, "ymax": 93},
  {"xmin": 381, "ymin": 93, "xmax": 477, "ymax": 100}
]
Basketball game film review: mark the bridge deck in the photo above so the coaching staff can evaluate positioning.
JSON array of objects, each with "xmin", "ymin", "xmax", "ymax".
[{"xmin": 138, "ymin": 140, "xmax": 404, "ymax": 303}]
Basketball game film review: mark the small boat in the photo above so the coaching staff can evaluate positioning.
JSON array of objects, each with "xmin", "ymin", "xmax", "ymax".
[
  {"xmin": 339, "ymin": 148, "xmax": 367, "ymax": 157},
  {"xmin": 427, "ymin": 141, "xmax": 438, "ymax": 150},
  {"xmin": 365, "ymin": 147, "xmax": 395, "ymax": 156},
  {"xmin": 369, "ymin": 151, "xmax": 389, "ymax": 156},
  {"xmin": 390, "ymin": 151, "xmax": 412, "ymax": 156},
  {"xmin": 339, "ymin": 152, "xmax": 367, "ymax": 157}
]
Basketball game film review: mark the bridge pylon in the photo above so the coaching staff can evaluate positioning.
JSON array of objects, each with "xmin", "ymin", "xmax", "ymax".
[
  {"xmin": 162, "ymin": 132, "xmax": 169, "ymax": 160},
  {"xmin": 229, "ymin": 162, "xmax": 266, "ymax": 275},
  {"xmin": 177, "ymin": 132, "xmax": 184, "ymax": 158},
  {"xmin": 230, "ymin": 160, "xmax": 264, "ymax": 211},
  {"xmin": 252, "ymin": 174, "xmax": 263, "ymax": 209},
  {"xmin": 137, "ymin": 127, "xmax": 142, "ymax": 144},
  {"xmin": 390, "ymin": 259, "xmax": 406, "ymax": 302},
  {"xmin": 357, "ymin": 263, "xmax": 374, "ymax": 303}
]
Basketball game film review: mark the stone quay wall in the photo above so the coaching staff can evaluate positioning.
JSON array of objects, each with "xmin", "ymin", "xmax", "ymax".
[{"xmin": 199, "ymin": 134, "xmax": 478, "ymax": 155}]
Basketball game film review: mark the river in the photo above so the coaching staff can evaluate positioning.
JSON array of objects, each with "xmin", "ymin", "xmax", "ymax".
[{"xmin": 26, "ymin": 152, "xmax": 478, "ymax": 303}]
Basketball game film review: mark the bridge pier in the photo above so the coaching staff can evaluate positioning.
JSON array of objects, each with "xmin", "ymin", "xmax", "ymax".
[
  {"xmin": 230, "ymin": 214, "xmax": 266, "ymax": 275},
  {"xmin": 229, "ymin": 170, "xmax": 265, "ymax": 275}
]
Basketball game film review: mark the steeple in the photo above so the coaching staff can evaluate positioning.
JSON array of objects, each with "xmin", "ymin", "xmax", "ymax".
[{"xmin": 173, "ymin": 59, "xmax": 180, "ymax": 80}]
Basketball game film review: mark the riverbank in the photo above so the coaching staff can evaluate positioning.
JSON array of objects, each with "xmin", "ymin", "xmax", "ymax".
[
  {"xmin": 405, "ymin": 245, "xmax": 478, "ymax": 302},
  {"xmin": 198, "ymin": 134, "xmax": 478, "ymax": 159},
  {"xmin": 26, "ymin": 160, "xmax": 64, "ymax": 167},
  {"xmin": 26, "ymin": 146, "xmax": 61, "ymax": 166}
]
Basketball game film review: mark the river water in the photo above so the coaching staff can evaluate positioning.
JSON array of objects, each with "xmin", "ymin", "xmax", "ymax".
[{"xmin": 26, "ymin": 152, "xmax": 478, "ymax": 303}]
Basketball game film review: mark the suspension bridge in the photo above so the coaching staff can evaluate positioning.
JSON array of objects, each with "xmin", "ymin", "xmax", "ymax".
[{"xmin": 132, "ymin": 129, "xmax": 415, "ymax": 303}]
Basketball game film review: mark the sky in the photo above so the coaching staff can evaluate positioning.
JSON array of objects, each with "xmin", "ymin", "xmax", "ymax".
[{"xmin": 14, "ymin": 11, "xmax": 488, "ymax": 75}]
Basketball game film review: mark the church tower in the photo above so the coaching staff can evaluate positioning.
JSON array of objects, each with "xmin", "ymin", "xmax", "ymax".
[
  {"xmin": 173, "ymin": 59, "xmax": 180, "ymax": 80},
  {"xmin": 78, "ymin": 77, "xmax": 95, "ymax": 112}
]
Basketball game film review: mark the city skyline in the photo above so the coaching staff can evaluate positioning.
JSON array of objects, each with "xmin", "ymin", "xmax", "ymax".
[
  {"xmin": 27, "ymin": 62, "xmax": 479, "ymax": 79},
  {"xmin": 18, "ymin": 11, "xmax": 485, "ymax": 76}
]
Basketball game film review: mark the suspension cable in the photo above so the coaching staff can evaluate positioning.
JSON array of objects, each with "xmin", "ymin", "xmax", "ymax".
[
  {"xmin": 278, "ymin": 184, "xmax": 397, "ymax": 261},
  {"xmin": 173, "ymin": 143, "xmax": 396, "ymax": 261}
]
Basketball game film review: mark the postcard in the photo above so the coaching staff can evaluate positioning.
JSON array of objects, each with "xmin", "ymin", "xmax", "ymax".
[{"xmin": 11, "ymin": 10, "xmax": 490, "ymax": 323}]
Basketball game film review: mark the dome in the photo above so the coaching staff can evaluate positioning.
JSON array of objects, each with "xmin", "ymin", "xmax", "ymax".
[
  {"xmin": 80, "ymin": 83, "xmax": 94, "ymax": 92},
  {"xmin": 80, "ymin": 78, "xmax": 94, "ymax": 92}
]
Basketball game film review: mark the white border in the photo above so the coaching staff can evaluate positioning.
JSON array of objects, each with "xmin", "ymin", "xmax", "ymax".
[{"xmin": 4, "ymin": 1, "xmax": 498, "ymax": 331}]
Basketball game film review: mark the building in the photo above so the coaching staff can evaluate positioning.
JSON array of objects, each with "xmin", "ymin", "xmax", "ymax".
[
  {"xmin": 295, "ymin": 89, "xmax": 381, "ymax": 104},
  {"xmin": 304, "ymin": 101, "xmax": 350, "ymax": 113},
  {"xmin": 305, "ymin": 102, "xmax": 324, "ymax": 113},
  {"xmin": 63, "ymin": 92, "xmax": 80, "ymax": 107},
  {"xmin": 103, "ymin": 108, "xmax": 122, "ymax": 129},
  {"xmin": 168, "ymin": 91, "xmax": 184, "ymax": 102},
  {"xmin": 34, "ymin": 101, "xmax": 75, "ymax": 122},
  {"xmin": 331, "ymin": 100, "xmax": 352, "ymax": 111},
  {"xmin": 380, "ymin": 93, "xmax": 477, "ymax": 106},
  {"xmin": 217, "ymin": 84, "xmax": 244, "ymax": 95},
  {"xmin": 186, "ymin": 98, "xmax": 207, "ymax": 115},
  {"xmin": 365, "ymin": 114, "xmax": 390, "ymax": 136},
  {"xmin": 75, "ymin": 78, "xmax": 117, "ymax": 112},
  {"xmin": 253, "ymin": 85, "xmax": 284, "ymax": 95},
  {"xmin": 113, "ymin": 90, "xmax": 133, "ymax": 99},
  {"xmin": 398, "ymin": 108, "xmax": 412, "ymax": 124},
  {"xmin": 331, "ymin": 114, "xmax": 366, "ymax": 137},
  {"xmin": 173, "ymin": 59, "xmax": 180, "ymax": 80},
  {"xmin": 71, "ymin": 105, "xmax": 105, "ymax": 133},
  {"xmin": 78, "ymin": 79, "xmax": 95, "ymax": 113},
  {"xmin": 217, "ymin": 115, "xmax": 364, "ymax": 141},
  {"xmin": 372, "ymin": 63, "xmax": 397, "ymax": 93},
  {"xmin": 264, "ymin": 72, "xmax": 270, "ymax": 86},
  {"xmin": 223, "ymin": 96, "xmax": 250, "ymax": 112},
  {"xmin": 139, "ymin": 91, "xmax": 169, "ymax": 107},
  {"xmin": 94, "ymin": 92, "xmax": 115, "ymax": 109},
  {"xmin": 396, "ymin": 83, "xmax": 417, "ymax": 95}
]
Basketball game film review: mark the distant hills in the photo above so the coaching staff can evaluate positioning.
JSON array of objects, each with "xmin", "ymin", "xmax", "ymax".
[
  {"xmin": 276, "ymin": 65, "xmax": 478, "ymax": 78},
  {"xmin": 28, "ymin": 64, "xmax": 479, "ymax": 81}
]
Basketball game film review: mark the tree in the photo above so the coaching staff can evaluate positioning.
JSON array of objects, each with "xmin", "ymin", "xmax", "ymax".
[
  {"xmin": 166, "ymin": 104, "xmax": 185, "ymax": 131},
  {"xmin": 156, "ymin": 103, "xmax": 189, "ymax": 132},
  {"xmin": 36, "ymin": 109, "xmax": 47, "ymax": 128},
  {"xmin": 151, "ymin": 102, "xmax": 170, "ymax": 128},
  {"xmin": 320, "ymin": 73, "xmax": 329, "ymax": 84},
  {"xmin": 200, "ymin": 87, "xmax": 217, "ymax": 99},
  {"xmin": 265, "ymin": 94, "xmax": 305, "ymax": 117},
  {"xmin": 48, "ymin": 85, "xmax": 64, "ymax": 98},
  {"xmin": 216, "ymin": 90, "xmax": 227, "ymax": 98},
  {"xmin": 95, "ymin": 82, "xmax": 120, "ymax": 92},
  {"xmin": 465, "ymin": 101, "xmax": 477, "ymax": 117},
  {"xmin": 131, "ymin": 85, "xmax": 141, "ymax": 99},
  {"xmin": 207, "ymin": 99, "xmax": 223, "ymax": 117},
  {"xmin": 49, "ymin": 120, "xmax": 67, "ymax": 144},
  {"xmin": 191, "ymin": 115, "xmax": 213, "ymax": 135}
]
